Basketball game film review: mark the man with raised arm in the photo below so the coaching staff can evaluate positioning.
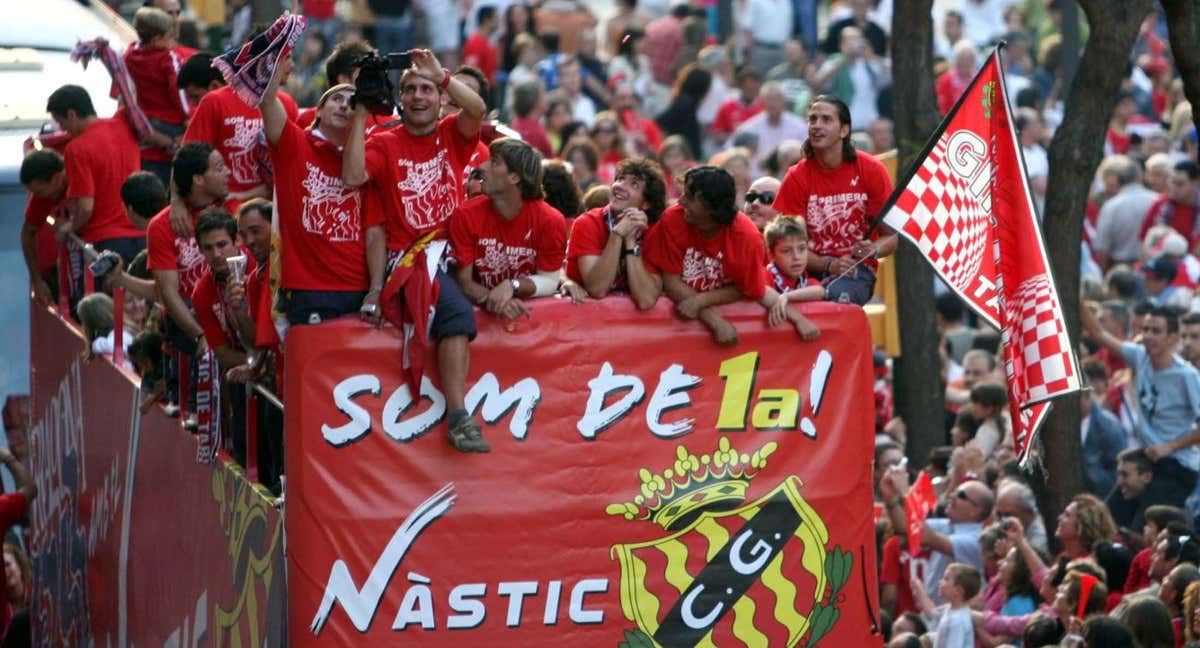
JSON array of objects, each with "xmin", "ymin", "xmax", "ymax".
[
  {"xmin": 563, "ymin": 157, "xmax": 666, "ymax": 309},
  {"xmin": 342, "ymin": 49, "xmax": 490, "ymax": 454},
  {"xmin": 642, "ymin": 166, "xmax": 820, "ymax": 346},
  {"xmin": 261, "ymin": 56, "xmax": 384, "ymax": 325},
  {"xmin": 1081, "ymin": 301, "xmax": 1200, "ymax": 509}
]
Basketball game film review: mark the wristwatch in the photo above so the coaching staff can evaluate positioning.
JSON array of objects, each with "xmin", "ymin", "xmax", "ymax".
[
  {"xmin": 510, "ymin": 278, "xmax": 522, "ymax": 293},
  {"xmin": 626, "ymin": 243, "xmax": 641, "ymax": 257}
]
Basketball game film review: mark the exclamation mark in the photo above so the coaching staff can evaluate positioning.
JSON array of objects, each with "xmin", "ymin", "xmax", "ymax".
[{"xmin": 800, "ymin": 350, "xmax": 833, "ymax": 438}]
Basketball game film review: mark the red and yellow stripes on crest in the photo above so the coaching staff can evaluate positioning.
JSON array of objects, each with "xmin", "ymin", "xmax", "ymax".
[{"xmin": 610, "ymin": 477, "xmax": 830, "ymax": 647}]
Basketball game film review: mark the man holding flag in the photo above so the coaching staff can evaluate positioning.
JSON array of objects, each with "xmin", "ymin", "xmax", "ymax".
[
  {"xmin": 774, "ymin": 94, "xmax": 898, "ymax": 305},
  {"xmin": 878, "ymin": 44, "xmax": 1081, "ymax": 465}
]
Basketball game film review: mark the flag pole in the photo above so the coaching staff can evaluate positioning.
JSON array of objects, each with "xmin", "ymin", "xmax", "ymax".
[{"xmin": 864, "ymin": 42, "xmax": 1007, "ymax": 238}]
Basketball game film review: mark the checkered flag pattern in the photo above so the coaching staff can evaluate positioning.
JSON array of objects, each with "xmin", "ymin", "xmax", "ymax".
[
  {"xmin": 884, "ymin": 139, "xmax": 992, "ymax": 300},
  {"xmin": 1002, "ymin": 274, "xmax": 1077, "ymax": 403}
]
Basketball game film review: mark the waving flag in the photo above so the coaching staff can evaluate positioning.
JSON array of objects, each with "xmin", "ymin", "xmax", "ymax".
[
  {"xmin": 904, "ymin": 472, "xmax": 938, "ymax": 557},
  {"xmin": 878, "ymin": 46, "xmax": 1081, "ymax": 464}
]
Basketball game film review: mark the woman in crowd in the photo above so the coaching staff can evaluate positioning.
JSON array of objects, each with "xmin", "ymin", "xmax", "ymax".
[
  {"xmin": 564, "ymin": 140, "xmax": 602, "ymax": 193},
  {"xmin": 608, "ymin": 29, "xmax": 652, "ymax": 101},
  {"xmin": 657, "ymin": 135, "xmax": 695, "ymax": 201},
  {"xmin": 545, "ymin": 93, "xmax": 574, "ymax": 156},
  {"xmin": 500, "ymin": 3, "xmax": 536, "ymax": 74},
  {"xmin": 77, "ymin": 293, "xmax": 132, "ymax": 363},
  {"xmin": 1119, "ymin": 596, "xmax": 1178, "ymax": 648},
  {"xmin": 541, "ymin": 160, "xmax": 582, "ymax": 220},
  {"xmin": 655, "ymin": 64, "xmax": 711, "ymax": 164},
  {"xmin": 1055, "ymin": 495, "xmax": 1118, "ymax": 562},
  {"xmin": 590, "ymin": 112, "xmax": 627, "ymax": 184}
]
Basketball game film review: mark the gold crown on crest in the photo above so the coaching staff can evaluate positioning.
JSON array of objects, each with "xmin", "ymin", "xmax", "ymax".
[{"xmin": 605, "ymin": 437, "xmax": 778, "ymax": 531}]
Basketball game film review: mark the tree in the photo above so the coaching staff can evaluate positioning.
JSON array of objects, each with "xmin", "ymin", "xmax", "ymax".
[
  {"xmin": 890, "ymin": 0, "xmax": 945, "ymax": 468},
  {"xmin": 1162, "ymin": 0, "xmax": 1200, "ymax": 138},
  {"xmin": 1039, "ymin": 0, "xmax": 1154, "ymax": 530}
]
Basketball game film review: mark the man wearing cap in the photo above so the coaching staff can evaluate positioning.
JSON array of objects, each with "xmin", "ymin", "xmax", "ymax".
[
  {"xmin": 1082, "ymin": 301, "xmax": 1200, "ymax": 510},
  {"xmin": 261, "ymin": 57, "xmax": 385, "ymax": 325},
  {"xmin": 1142, "ymin": 256, "xmax": 1192, "ymax": 310}
]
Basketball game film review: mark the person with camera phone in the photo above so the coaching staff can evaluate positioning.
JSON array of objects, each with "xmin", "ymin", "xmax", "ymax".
[
  {"xmin": 342, "ymin": 49, "xmax": 490, "ymax": 453},
  {"xmin": 260, "ymin": 55, "xmax": 385, "ymax": 326}
]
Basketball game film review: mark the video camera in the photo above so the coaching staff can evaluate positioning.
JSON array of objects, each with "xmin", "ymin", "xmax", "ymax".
[{"xmin": 352, "ymin": 52, "xmax": 413, "ymax": 117}]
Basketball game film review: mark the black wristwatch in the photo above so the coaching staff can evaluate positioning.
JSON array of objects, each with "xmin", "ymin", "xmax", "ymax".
[{"xmin": 625, "ymin": 243, "xmax": 641, "ymax": 257}]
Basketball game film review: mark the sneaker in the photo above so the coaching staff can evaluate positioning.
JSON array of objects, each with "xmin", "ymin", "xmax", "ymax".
[{"xmin": 448, "ymin": 416, "xmax": 491, "ymax": 453}]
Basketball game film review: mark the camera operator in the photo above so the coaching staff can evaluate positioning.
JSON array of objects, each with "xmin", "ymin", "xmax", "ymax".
[{"xmin": 342, "ymin": 48, "xmax": 491, "ymax": 453}]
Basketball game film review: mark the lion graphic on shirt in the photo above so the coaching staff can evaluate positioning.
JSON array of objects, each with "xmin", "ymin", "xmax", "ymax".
[
  {"xmin": 222, "ymin": 116, "xmax": 264, "ymax": 185},
  {"xmin": 476, "ymin": 238, "xmax": 535, "ymax": 288},
  {"xmin": 681, "ymin": 248, "xmax": 727, "ymax": 292},
  {"xmin": 807, "ymin": 192, "xmax": 869, "ymax": 256},
  {"xmin": 394, "ymin": 152, "xmax": 458, "ymax": 231},
  {"xmin": 300, "ymin": 162, "xmax": 361, "ymax": 242}
]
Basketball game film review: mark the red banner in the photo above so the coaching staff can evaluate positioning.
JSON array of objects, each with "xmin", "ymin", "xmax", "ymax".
[
  {"xmin": 904, "ymin": 472, "xmax": 938, "ymax": 557},
  {"xmin": 880, "ymin": 48, "xmax": 1081, "ymax": 463},
  {"xmin": 286, "ymin": 299, "xmax": 882, "ymax": 645},
  {"xmin": 28, "ymin": 304, "xmax": 286, "ymax": 646}
]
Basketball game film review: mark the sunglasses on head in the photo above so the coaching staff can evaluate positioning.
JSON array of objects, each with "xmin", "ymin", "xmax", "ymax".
[{"xmin": 745, "ymin": 191, "xmax": 775, "ymax": 205}]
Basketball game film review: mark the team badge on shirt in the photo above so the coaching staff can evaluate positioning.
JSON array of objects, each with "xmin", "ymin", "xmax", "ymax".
[{"xmin": 300, "ymin": 162, "xmax": 361, "ymax": 242}]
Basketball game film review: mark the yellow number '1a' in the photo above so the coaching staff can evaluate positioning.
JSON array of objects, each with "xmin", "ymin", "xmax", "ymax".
[
  {"xmin": 717, "ymin": 351, "xmax": 801, "ymax": 431},
  {"xmin": 717, "ymin": 352, "xmax": 759, "ymax": 429}
]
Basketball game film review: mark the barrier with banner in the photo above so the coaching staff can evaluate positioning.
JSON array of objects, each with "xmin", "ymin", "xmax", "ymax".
[
  {"xmin": 28, "ymin": 304, "xmax": 286, "ymax": 646},
  {"xmin": 286, "ymin": 299, "xmax": 882, "ymax": 646}
]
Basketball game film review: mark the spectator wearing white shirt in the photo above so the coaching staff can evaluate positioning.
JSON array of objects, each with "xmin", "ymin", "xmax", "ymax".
[
  {"xmin": 1015, "ymin": 108, "xmax": 1048, "ymax": 212},
  {"xmin": 741, "ymin": 0, "xmax": 793, "ymax": 76},
  {"xmin": 814, "ymin": 26, "xmax": 891, "ymax": 129},
  {"xmin": 736, "ymin": 82, "xmax": 808, "ymax": 176},
  {"xmin": 557, "ymin": 55, "xmax": 597, "ymax": 126}
]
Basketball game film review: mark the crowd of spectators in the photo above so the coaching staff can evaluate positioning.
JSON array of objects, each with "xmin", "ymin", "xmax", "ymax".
[{"xmin": 12, "ymin": 0, "xmax": 1200, "ymax": 645}]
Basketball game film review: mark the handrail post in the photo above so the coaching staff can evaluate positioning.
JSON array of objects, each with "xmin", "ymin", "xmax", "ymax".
[
  {"xmin": 56, "ymin": 242, "xmax": 70, "ymax": 314},
  {"xmin": 112, "ymin": 287, "xmax": 125, "ymax": 368},
  {"xmin": 245, "ymin": 382, "xmax": 260, "ymax": 484}
]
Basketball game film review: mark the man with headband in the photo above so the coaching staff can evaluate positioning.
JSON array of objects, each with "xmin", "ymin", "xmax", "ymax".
[
  {"xmin": 342, "ymin": 49, "xmax": 490, "ymax": 453},
  {"xmin": 261, "ymin": 57, "xmax": 385, "ymax": 326}
]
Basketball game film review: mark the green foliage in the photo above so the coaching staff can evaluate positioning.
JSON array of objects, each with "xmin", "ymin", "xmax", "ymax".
[{"xmin": 618, "ymin": 628, "xmax": 656, "ymax": 648}]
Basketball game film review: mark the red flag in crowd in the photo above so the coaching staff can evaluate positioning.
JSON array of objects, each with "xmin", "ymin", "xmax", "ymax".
[
  {"xmin": 904, "ymin": 471, "xmax": 938, "ymax": 557},
  {"xmin": 879, "ymin": 46, "xmax": 1081, "ymax": 465}
]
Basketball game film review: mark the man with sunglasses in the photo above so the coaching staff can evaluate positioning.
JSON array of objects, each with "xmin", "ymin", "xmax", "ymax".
[
  {"xmin": 1082, "ymin": 301, "xmax": 1200, "ymax": 509},
  {"xmin": 744, "ymin": 176, "xmax": 781, "ymax": 231},
  {"xmin": 879, "ymin": 468, "xmax": 992, "ymax": 605}
]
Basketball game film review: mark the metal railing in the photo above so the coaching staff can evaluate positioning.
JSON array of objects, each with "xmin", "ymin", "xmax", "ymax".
[{"xmin": 46, "ymin": 217, "xmax": 285, "ymax": 491}]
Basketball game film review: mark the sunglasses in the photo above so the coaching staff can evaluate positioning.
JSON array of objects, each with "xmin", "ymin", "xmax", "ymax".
[{"xmin": 745, "ymin": 191, "xmax": 775, "ymax": 205}]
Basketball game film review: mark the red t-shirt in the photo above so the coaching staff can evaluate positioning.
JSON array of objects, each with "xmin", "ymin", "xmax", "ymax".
[
  {"xmin": 448, "ymin": 195, "xmax": 568, "ymax": 289},
  {"xmin": 1139, "ymin": 194, "xmax": 1200, "ymax": 249},
  {"xmin": 270, "ymin": 121, "xmax": 379, "ymax": 291},
  {"xmin": 711, "ymin": 98, "xmax": 763, "ymax": 136},
  {"xmin": 64, "ymin": 118, "xmax": 144, "ymax": 243},
  {"xmin": 762, "ymin": 262, "xmax": 818, "ymax": 292},
  {"xmin": 511, "ymin": 116, "xmax": 554, "ymax": 159},
  {"xmin": 364, "ymin": 114, "xmax": 479, "ymax": 252},
  {"xmin": 301, "ymin": 0, "xmax": 335, "ymax": 19},
  {"xmin": 565, "ymin": 206, "xmax": 653, "ymax": 291},
  {"xmin": 598, "ymin": 150, "xmax": 623, "ymax": 185},
  {"xmin": 462, "ymin": 31, "xmax": 498, "ymax": 84},
  {"xmin": 774, "ymin": 152, "xmax": 894, "ymax": 272},
  {"xmin": 935, "ymin": 70, "xmax": 970, "ymax": 115},
  {"xmin": 123, "ymin": 43, "xmax": 189, "ymax": 125},
  {"xmin": 146, "ymin": 205, "xmax": 207, "ymax": 297},
  {"xmin": 879, "ymin": 535, "xmax": 920, "ymax": 617},
  {"xmin": 246, "ymin": 263, "xmax": 281, "ymax": 349},
  {"xmin": 183, "ymin": 85, "xmax": 299, "ymax": 194},
  {"xmin": 643, "ymin": 204, "xmax": 767, "ymax": 300},
  {"xmin": 191, "ymin": 256, "xmax": 257, "ymax": 350},
  {"xmin": 24, "ymin": 194, "xmax": 64, "ymax": 273}
]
